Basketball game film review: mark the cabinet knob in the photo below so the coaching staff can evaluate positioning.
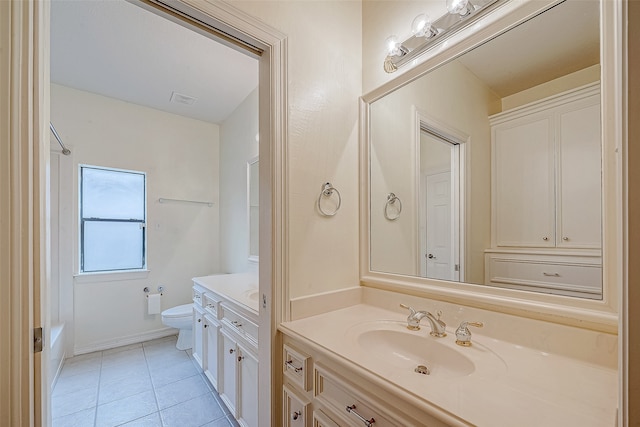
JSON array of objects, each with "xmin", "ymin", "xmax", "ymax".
[
  {"xmin": 237, "ymin": 355, "xmax": 244, "ymax": 362},
  {"xmin": 197, "ymin": 318, "xmax": 201, "ymax": 322},
  {"xmin": 229, "ymin": 348, "xmax": 235, "ymax": 354},
  {"xmin": 204, "ymin": 324, "xmax": 208, "ymax": 328},
  {"xmin": 563, "ymin": 236, "xmax": 569, "ymax": 241},
  {"xmin": 542, "ymin": 237, "xmax": 549, "ymax": 241},
  {"xmin": 292, "ymin": 411, "xmax": 302, "ymax": 421}
]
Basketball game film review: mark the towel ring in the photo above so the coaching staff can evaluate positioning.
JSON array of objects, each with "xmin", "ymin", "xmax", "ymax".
[
  {"xmin": 384, "ymin": 193, "xmax": 402, "ymax": 220},
  {"xmin": 317, "ymin": 182, "xmax": 341, "ymax": 216}
]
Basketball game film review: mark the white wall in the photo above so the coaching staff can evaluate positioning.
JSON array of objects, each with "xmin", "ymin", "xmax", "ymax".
[
  {"xmin": 219, "ymin": 87, "xmax": 259, "ymax": 273},
  {"xmin": 51, "ymin": 83, "xmax": 220, "ymax": 353},
  {"xmin": 231, "ymin": 1, "xmax": 362, "ymax": 299}
]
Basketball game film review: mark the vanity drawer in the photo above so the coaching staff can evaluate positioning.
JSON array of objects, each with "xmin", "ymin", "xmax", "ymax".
[
  {"xmin": 283, "ymin": 344, "xmax": 312, "ymax": 391},
  {"xmin": 314, "ymin": 363, "xmax": 414, "ymax": 427},
  {"xmin": 203, "ymin": 293, "xmax": 220, "ymax": 318},
  {"xmin": 192, "ymin": 285, "xmax": 205, "ymax": 307},
  {"xmin": 221, "ymin": 303, "xmax": 258, "ymax": 346},
  {"xmin": 283, "ymin": 385, "xmax": 310, "ymax": 427},
  {"xmin": 486, "ymin": 254, "xmax": 602, "ymax": 295},
  {"xmin": 312, "ymin": 409, "xmax": 340, "ymax": 427}
]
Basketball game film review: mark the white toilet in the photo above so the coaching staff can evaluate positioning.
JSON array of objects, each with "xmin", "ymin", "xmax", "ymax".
[{"xmin": 161, "ymin": 303, "xmax": 193, "ymax": 350}]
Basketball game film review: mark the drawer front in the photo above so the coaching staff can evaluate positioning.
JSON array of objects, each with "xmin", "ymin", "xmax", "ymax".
[
  {"xmin": 314, "ymin": 364, "xmax": 409, "ymax": 427},
  {"xmin": 487, "ymin": 256, "xmax": 602, "ymax": 293},
  {"xmin": 283, "ymin": 344, "xmax": 312, "ymax": 392},
  {"xmin": 203, "ymin": 293, "xmax": 220, "ymax": 318},
  {"xmin": 283, "ymin": 385, "xmax": 310, "ymax": 427},
  {"xmin": 221, "ymin": 303, "xmax": 258, "ymax": 346},
  {"xmin": 312, "ymin": 410, "xmax": 340, "ymax": 427},
  {"xmin": 192, "ymin": 286, "xmax": 205, "ymax": 307}
]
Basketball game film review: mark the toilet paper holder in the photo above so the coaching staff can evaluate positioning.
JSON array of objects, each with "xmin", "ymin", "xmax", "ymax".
[{"xmin": 143, "ymin": 286, "xmax": 164, "ymax": 296}]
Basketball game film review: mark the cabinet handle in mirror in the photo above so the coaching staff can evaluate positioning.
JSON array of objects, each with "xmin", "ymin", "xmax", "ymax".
[
  {"xmin": 285, "ymin": 360, "xmax": 303, "ymax": 373},
  {"xmin": 232, "ymin": 320, "xmax": 242, "ymax": 327},
  {"xmin": 345, "ymin": 405, "xmax": 375, "ymax": 426},
  {"xmin": 427, "ymin": 253, "xmax": 436, "ymax": 259},
  {"xmin": 197, "ymin": 318, "xmax": 201, "ymax": 322},
  {"xmin": 542, "ymin": 237, "xmax": 549, "ymax": 241},
  {"xmin": 237, "ymin": 355, "xmax": 244, "ymax": 362},
  {"xmin": 292, "ymin": 411, "xmax": 302, "ymax": 421},
  {"xmin": 229, "ymin": 348, "xmax": 235, "ymax": 354},
  {"xmin": 203, "ymin": 324, "xmax": 208, "ymax": 328},
  {"xmin": 543, "ymin": 272, "xmax": 560, "ymax": 277}
]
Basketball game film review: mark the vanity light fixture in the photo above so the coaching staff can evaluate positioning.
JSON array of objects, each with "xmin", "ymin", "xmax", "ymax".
[{"xmin": 383, "ymin": 0, "xmax": 502, "ymax": 73}]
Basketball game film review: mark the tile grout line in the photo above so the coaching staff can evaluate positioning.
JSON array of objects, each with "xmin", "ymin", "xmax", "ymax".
[
  {"xmin": 93, "ymin": 350, "xmax": 104, "ymax": 427},
  {"xmin": 142, "ymin": 341, "xmax": 163, "ymax": 426}
]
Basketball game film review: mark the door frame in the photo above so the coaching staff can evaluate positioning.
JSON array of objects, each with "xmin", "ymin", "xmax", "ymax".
[
  {"xmin": 414, "ymin": 109, "xmax": 467, "ymax": 282},
  {"xmin": 3, "ymin": 0, "xmax": 288, "ymax": 425}
]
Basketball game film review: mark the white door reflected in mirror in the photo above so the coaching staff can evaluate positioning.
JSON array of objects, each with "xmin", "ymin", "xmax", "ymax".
[{"xmin": 248, "ymin": 157, "xmax": 259, "ymax": 262}]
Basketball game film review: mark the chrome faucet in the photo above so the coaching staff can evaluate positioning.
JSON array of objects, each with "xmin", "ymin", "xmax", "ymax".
[{"xmin": 399, "ymin": 304, "xmax": 447, "ymax": 337}]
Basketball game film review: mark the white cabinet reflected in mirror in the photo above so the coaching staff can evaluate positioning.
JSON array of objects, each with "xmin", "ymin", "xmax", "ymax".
[
  {"xmin": 248, "ymin": 156, "xmax": 259, "ymax": 262},
  {"xmin": 367, "ymin": 0, "xmax": 602, "ymax": 299}
]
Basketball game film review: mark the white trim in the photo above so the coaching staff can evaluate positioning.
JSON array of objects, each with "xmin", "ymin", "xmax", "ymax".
[
  {"xmin": 73, "ymin": 328, "xmax": 177, "ymax": 356},
  {"xmin": 73, "ymin": 269, "xmax": 150, "ymax": 284}
]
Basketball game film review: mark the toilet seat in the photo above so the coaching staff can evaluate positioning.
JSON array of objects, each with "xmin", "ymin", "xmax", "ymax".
[{"xmin": 161, "ymin": 303, "xmax": 192, "ymax": 318}]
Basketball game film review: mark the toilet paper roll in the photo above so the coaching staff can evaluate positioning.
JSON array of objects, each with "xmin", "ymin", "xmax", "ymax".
[{"xmin": 147, "ymin": 293, "xmax": 161, "ymax": 315}]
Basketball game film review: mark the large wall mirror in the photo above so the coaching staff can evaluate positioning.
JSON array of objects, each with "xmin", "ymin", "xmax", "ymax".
[{"xmin": 365, "ymin": 0, "xmax": 607, "ymax": 302}]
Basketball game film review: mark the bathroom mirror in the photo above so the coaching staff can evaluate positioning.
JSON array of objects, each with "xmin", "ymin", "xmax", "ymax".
[
  {"xmin": 366, "ymin": 0, "xmax": 603, "ymax": 299},
  {"xmin": 248, "ymin": 156, "xmax": 259, "ymax": 261}
]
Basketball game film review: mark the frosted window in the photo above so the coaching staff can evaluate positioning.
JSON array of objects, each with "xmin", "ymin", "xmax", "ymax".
[
  {"xmin": 82, "ymin": 222, "xmax": 144, "ymax": 272},
  {"xmin": 80, "ymin": 166, "xmax": 146, "ymax": 272}
]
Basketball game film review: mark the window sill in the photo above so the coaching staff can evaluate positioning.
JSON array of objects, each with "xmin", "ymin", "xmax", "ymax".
[{"xmin": 74, "ymin": 269, "xmax": 150, "ymax": 284}]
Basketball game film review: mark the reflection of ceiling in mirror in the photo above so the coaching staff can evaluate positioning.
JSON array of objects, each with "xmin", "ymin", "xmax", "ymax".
[{"xmin": 457, "ymin": 0, "xmax": 599, "ymax": 97}]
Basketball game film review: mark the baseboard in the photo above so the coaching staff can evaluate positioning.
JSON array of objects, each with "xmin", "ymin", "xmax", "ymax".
[{"xmin": 73, "ymin": 327, "xmax": 177, "ymax": 355}]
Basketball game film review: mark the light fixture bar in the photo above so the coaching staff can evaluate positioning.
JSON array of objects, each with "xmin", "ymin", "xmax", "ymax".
[{"xmin": 384, "ymin": 0, "xmax": 503, "ymax": 73}]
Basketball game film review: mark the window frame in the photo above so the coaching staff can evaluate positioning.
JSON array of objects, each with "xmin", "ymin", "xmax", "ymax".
[{"xmin": 79, "ymin": 164, "xmax": 147, "ymax": 273}]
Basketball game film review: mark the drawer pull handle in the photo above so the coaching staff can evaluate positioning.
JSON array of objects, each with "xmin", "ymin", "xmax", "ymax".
[
  {"xmin": 292, "ymin": 411, "xmax": 302, "ymax": 421},
  {"xmin": 285, "ymin": 360, "xmax": 303, "ymax": 373},
  {"xmin": 237, "ymin": 355, "xmax": 244, "ymax": 362},
  {"xmin": 229, "ymin": 348, "xmax": 235, "ymax": 354},
  {"xmin": 542, "ymin": 237, "xmax": 549, "ymax": 241},
  {"xmin": 232, "ymin": 320, "xmax": 243, "ymax": 327},
  {"xmin": 204, "ymin": 324, "xmax": 208, "ymax": 328},
  {"xmin": 543, "ymin": 272, "xmax": 560, "ymax": 277},
  {"xmin": 194, "ymin": 295, "xmax": 201, "ymax": 299},
  {"xmin": 346, "ymin": 405, "xmax": 375, "ymax": 426}
]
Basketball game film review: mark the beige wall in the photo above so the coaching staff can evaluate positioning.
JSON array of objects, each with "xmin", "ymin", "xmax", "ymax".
[
  {"xmin": 51, "ymin": 84, "xmax": 220, "ymax": 352},
  {"xmin": 231, "ymin": 1, "xmax": 362, "ymax": 299},
  {"xmin": 369, "ymin": 60, "xmax": 497, "ymax": 282}
]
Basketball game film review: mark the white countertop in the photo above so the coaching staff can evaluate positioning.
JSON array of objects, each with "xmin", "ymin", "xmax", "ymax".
[
  {"xmin": 193, "ymin": 273, "xmax": 259, "ymax": 313},
  {"xmin": 280, "ymin": 304, "xmax": 617, "ymax": 427}
]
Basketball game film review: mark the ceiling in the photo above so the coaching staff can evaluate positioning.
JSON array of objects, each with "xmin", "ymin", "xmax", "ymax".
[
  {"xmin": 50, "ymin": 0, "xmax": 259, "ymax": 124},
  {"xmin": 457, "ymin": 0, "xmax": 600, "ymax": 98}
]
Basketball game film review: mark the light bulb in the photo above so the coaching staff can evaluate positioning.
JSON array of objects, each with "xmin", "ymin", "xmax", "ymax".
[
  {"xmin": 446, "ymin": 0, "xmax": 470, "ymax": 15},
  {"xmin": 384, "ymin": 35, "xmax": 401, "ymax": 56},
  {"xmin": 411, "ymin": 14, "xmax": 434, "ymax": 38}
]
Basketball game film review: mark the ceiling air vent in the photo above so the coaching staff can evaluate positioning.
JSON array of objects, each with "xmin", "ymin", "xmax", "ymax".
[{"xmin": 170, "ymin": 91, "xmax": 198, "ymax": 105}]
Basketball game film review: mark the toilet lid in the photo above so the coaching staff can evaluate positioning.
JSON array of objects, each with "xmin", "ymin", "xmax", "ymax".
[{"xmin": 162, "ymin": 303, "xmax": 193, "ymax": 318}]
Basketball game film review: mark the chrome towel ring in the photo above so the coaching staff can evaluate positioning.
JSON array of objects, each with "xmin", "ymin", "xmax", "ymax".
[
  {"xmin": 384, "ymin": 192, "xmax": 402, "ymax": 220},
  {"xmin": 317, "ymin": 182, "xmax": 341, "ymax": 216}
]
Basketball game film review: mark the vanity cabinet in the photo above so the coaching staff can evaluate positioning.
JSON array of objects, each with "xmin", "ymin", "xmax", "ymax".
[
  {"xmin": 280, "ymin": 336, "xmax": 449, "ymax": 427},
  {"xmin": 192, "ymin": 277, "xmax": 259, "ymax": 427},
  {"xmin": 486, "ymin": 84, "xmax": 602, "ymax": 298}
]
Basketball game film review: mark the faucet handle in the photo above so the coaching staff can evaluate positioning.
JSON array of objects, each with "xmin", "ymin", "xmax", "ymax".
[
  {"xmin": 399, "ymin": 303, "xmax": 415, "ymax": 314},
  {"xmin": 455, "ymin": 321, "xmax": 483, "ymax": 347}
]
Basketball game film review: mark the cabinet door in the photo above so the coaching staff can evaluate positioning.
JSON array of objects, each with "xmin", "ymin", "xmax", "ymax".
[
  {"xmin": 556, "ymin": 99, "xmax": 602, "ymax": 249},
  {"xmin": 220, "ymin": 329, "xmax": 238, "ymax": 417},
  {"xmin": 193, "ymin": 305, "xmax": 205, "ymax": 369},
  {"xmin": 204, "ymin": 315, "xmax": 220, "ymax": 391},
  {"xmin": 238, "ymin": 342, "xmax": 259, "ymax": 427},
  {"xmin": 493, "ymin": 114, "xmax": 556, "ymax": 247}
]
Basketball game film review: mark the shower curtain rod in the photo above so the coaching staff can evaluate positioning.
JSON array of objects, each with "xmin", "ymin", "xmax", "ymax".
[{"xmin": 50, "ymin": 122, "xmax": 71, "ymax": 155}]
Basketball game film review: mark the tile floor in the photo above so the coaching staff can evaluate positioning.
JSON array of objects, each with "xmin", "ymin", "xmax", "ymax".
[{"xmin": 52, "ymin": 336, "xmax": 240, "ymax": 427}]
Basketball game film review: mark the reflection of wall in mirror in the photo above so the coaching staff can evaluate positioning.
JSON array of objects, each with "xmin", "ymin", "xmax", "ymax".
[{"xmin": 370, "ymin": 60, "xmax": 498, "ymax": 283}]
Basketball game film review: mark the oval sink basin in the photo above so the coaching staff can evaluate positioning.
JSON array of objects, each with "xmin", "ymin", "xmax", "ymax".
[
  {"xmin": 244, "ymin": 290, "xmax": 259, "ymax": 302},
  {"xmin": 356, "ymin": 328, "xmax": 475, "ymax": 378},
  {"xmin": 344, "ymin": 320, "xmax": 506, "ymax": 380}
]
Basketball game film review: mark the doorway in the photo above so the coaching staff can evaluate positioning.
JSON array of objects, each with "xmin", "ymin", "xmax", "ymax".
[{"xmin": 417, "ymin": 122, "xmax": 464, "ymax": 281}]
